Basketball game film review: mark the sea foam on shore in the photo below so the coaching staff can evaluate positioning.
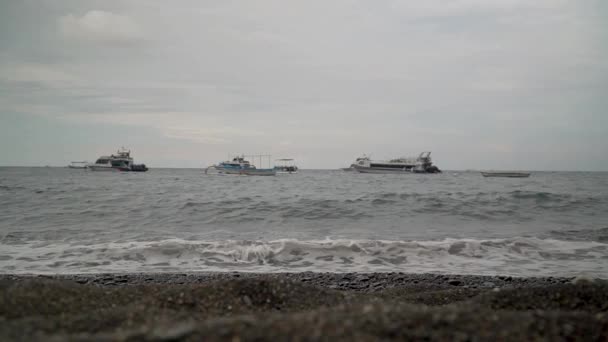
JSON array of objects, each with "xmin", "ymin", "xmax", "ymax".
[{"xmin": 2, "ymin": 236, "xmax": 606, "ymax": 277}]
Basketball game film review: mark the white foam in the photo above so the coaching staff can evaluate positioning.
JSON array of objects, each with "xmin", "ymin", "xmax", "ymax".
[{"xmin": 0, "ymin": 237, "xmax": 606, "ymax": 277}]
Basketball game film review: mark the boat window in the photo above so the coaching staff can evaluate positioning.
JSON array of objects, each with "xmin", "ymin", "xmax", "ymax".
[{"xmin": 96, "ymin": 159, "xmax": 109, "ymax": 164}]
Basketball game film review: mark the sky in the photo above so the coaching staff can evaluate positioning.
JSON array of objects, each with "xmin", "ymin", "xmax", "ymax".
[{"xmin": 0, "ymin": 0, "xmax": 607, "ymax": 170}]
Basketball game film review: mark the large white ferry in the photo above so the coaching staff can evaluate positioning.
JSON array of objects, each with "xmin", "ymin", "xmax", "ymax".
[
  {"xmin": 88, "ymin": 148, "xmax": 148, "ymax": 172},
  {"xmin": 351, "ymin": 152, "xmax": 441, "ymax": 174}
]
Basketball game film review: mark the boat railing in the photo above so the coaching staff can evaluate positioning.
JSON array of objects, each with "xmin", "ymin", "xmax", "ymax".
[{"xmin": 242, "ymin": 154, "xmax": 273, "ymax": 169}]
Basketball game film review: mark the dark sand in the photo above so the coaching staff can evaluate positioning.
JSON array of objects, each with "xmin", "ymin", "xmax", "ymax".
[{"xmin": 1, "ymin": 272, "xmax": 607, "ymax": 341}]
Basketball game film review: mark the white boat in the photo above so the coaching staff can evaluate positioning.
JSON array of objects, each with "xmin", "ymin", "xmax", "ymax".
[
  {"xmin": 205, "ymin": 156, "xmax": 254, "ymax": 175},
  {"xmin": 274, "ymin": 159, "xmax": 298, "ymax": 174},
  {"xmin": 205, "ymin": 155, "xmax": 276, "ymax": 176},
  {"xmin": 481, "ymin": 171, "xmax": 530, "ymax": 178},
  {"xmin": 88, "ymin": 148, "xmax": 148, "ymax": 172},
  {"xmin": 68, "ymin": 161, "xmax": 89, "ymax": 169},
  {"xmin": 351, "ymin": 152, "xmax": 441, "ymax": 174}
]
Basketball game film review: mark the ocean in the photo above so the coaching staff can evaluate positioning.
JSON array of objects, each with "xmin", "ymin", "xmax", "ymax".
[{"xmin": 1, "ymin": 167, "xmax": 607, "ymax": 277}]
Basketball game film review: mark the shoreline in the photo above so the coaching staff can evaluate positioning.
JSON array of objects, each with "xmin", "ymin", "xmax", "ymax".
[
  {"xmin": 0, "ymin": 271, "xmax": 588, "ymax": 289},
  {"xmin": 1, "ymin": 272, "xmax": 606, "ymax": 340}
]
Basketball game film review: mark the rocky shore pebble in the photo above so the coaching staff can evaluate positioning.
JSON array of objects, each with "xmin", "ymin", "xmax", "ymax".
[{"xmin": 1, "ymin": 272, "xmax": 606, "ymax": 341}]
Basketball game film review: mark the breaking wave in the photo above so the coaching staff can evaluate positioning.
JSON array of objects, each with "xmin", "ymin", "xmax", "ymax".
[{"xmin": 1, "ymin": 237, "xmax": 606, "ymax": 277}]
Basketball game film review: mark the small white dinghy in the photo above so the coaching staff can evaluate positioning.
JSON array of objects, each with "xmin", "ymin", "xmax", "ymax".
[{"xmin": 68, "ymin": 161, "xmax": 89, "ymax": 169}]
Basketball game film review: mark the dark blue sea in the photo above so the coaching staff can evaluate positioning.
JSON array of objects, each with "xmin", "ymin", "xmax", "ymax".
[{"xmin": 1, "ymin": 167, "xmax": 607, "ymax": 277}]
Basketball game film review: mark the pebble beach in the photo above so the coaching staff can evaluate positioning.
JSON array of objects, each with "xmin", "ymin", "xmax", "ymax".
[{"xmin": 1, "ymin": 272, "xmax": 606, "ymax": 341}]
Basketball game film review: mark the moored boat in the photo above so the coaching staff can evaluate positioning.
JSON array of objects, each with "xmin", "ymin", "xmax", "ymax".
[
  {"xmin": 274, "ymin": 159, "xmax": 298, "ymax": 174},
  {"xmin": 205, "ymin": 156, "xmax": 254, "ymax": 175},
  {"xmin": 351, "ymin": 152, "xmax": 441, "ymax": 174},
  {"xmin": 88, "ymin": 148, "xmax": 148, "ymax": 172},
  {"xmin": 205, "ymin": 155, "xmax": 276, "ymax": 176},
  {"xmin": 481, "ymin": 171, "xmax": 530, "ymax": 178}
]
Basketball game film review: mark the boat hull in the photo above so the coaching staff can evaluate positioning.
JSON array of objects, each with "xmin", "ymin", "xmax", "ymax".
[
  {"xmin": 217, "ymin": 168, "xmax": 247, "ymax": 175},
  {"xmin": 88, "ymin": 165, "xmax": 147, "ymax": 172},
  {"xmin": 240, "ymin": 169, "xmax": 276, "ymax": 176},
  {"xmin": 274, "ymin": 167, "xmax": 298, "ymax": 174},
  {"xmin": 481, "ymin": 172, "xmax": 530, "ymax": 178},
  {"xmin": 206, "ymin": 166, "xmax": 276, "ymax": 176},
  {"xmin": 88, "ymin": 165, "xmax": 118, "ymax": 172},
  {"xmin": 353, "ymin": 165, "xmax": 414, "ymax": 174}
]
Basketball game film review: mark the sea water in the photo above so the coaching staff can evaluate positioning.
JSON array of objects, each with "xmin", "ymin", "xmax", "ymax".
[{"xmin": 1, "ymin": 167, "xmax": 607, "ymax": 277}]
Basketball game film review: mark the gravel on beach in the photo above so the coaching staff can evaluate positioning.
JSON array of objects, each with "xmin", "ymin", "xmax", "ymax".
[{"xmin": 1, "ymin": 272, "xmax": 606, "ymax": 341}]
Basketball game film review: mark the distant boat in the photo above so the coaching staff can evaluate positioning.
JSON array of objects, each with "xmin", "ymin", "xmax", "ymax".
[
  {"xmin": 481, "ymin": 171, "xmax": 530, "ymax": 178},
  {"xmin": 68, "ymin": 161, "xmax": 89, "ymax": 169},
  {"xmin": 205, "ymin": 155, "xmax": 253, "ymax": 175},
  {"xmin": 350, "ymin": 152, "xmax": 441, "ymax": 174},
  {"xmin": 274, "ymin": 159, "xmax": 298, "ymax": 174},
  {"xmin": 88, "ymin": 148, "xmax": 148, "ymax": 172},
  {"xmin": 205, "ymin": 155, "xmax": 276, "ymax": 176}
]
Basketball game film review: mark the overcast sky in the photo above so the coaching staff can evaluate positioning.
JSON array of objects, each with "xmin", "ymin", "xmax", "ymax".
[{"xmin": 1, "ymin": 0, "xmax": 606, "ymax": 170}]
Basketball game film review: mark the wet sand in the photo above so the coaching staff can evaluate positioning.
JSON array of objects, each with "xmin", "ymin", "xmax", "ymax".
[{"xmin": 1, "ymin": 272, "xmax": 607, "ymax": 341}]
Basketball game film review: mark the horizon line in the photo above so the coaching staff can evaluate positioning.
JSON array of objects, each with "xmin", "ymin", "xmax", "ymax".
[{"xmin": 1, "ymin": 165, "xmax": 607, "ymax": 173}]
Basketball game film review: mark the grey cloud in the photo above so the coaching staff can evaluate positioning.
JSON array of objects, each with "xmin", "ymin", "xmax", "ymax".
[
  {"xmin": 0, "ymin": 0, "xmax": 607, "ymax": 170},
  {"xmin": 58, "ymin": 10, "xmax": 144, "ymax": 44}
]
